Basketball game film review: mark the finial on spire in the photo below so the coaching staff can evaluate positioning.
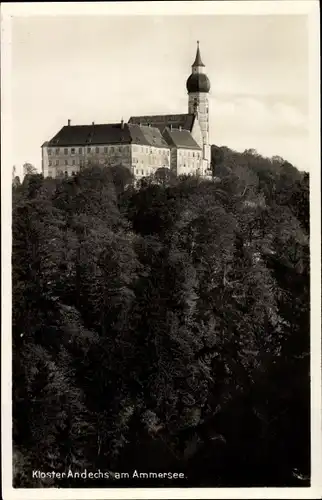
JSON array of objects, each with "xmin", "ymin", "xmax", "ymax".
[{"xmin": 192, "ymin": 40, "xmax": 205, "ymax": 67}]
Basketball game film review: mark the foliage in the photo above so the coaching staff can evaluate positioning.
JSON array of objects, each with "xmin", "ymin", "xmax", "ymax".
[
  {"xmin": 23, "ymin": 162, "xmax": 38, "ymax": 176},
  {"xmin": 12, "ymin": 156, "xmax": 310, "ymax": 487}
]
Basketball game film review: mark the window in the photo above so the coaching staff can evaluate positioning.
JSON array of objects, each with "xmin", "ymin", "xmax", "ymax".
[
  {"xmin": 141, "ymin": 170, "xmax": 144, "ymax": 175},
  {"xmin": 72, "ymin": 160, "xmax": 76, "ymax": 165},
  {"xmin": 87, "ymin": 147, "xmax": 91, "ymax": 153},
  {"xmin": 65, "ymin": 160, "xmax": 68, "ymax": 166},
  {"xmin": 48, "ymin": 160, "xmax": 52, "ymax": 166},
  {"xmin": 55, "ymin": 160, "xmax": 59, "ymax": 166},
  {"xmin": 71, "ymin": 148, "xmax": 75, "ymax": 155},
  {"xmin": 48, "ymin": 170, "xmax": 52, "ymax": 177},
  {"xmin": 104, "ymin": 147, "xmax": 108, "ymax": 153},
  {"xmin": 72, "ymin": 171, "xmax": 76, "ymax": 176},
  {"xmin": 48, "ymin": 148, "xmax": 52, "ymax": 155},
  {"xmin": 55, "ymin": 148, "xmax": 60, "ymax": 154},
  {"xmin": 111, "ymin": 147, "xmax": 114, "ymax": 153},
  {"xmin": 119, "ymin": 147, "xmax": 122, "ymax": 152},
  {"xmin": 64, "ymin": 171, "xmax": 68, "ymax": 177},
  {"xmin": 95, "ymin": 147, "xmax": 99, "ymax": 153},
  {"xmin": 79, "ymin": 147, "xmax": 82, "ymax": 154},
  {"xmin": 64, "ymin": 148, "xmax": 68, "ymax": 155}
]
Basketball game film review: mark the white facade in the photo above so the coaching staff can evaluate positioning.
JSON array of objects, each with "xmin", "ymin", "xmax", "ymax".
[
  {"xmin": 42, "ymin": 142, "xmax": 172, "ymax": 179},
  {"xmin": 170, "ymin": 148, "xmax": 203, "ymax": 176},
  {"xmin": 131, "ymin": 144, "xmax": 170, "ymax": 179}
]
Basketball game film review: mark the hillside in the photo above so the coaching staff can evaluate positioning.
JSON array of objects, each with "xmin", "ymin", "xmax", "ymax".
[{"xmin": 12, "ymin": 146, "xmax": 310, "ymax": 487}]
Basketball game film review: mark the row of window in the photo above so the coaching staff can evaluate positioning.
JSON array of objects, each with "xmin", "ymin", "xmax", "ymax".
[
  {"xmin": 47, "ymin": 170, "xmax": 78, "ymax": 177},
  {"xmin": 133, "ymin": 146, "xmax": 169, "ymax": 155},
  {"xmin": 135, "ymin": 168, "xmax": 147, "ymax": 176},
  {"xmin": 132, "ymin": 157, "xmax": 169, "ymax": 165},
  {"xmin": 48, "ymin": 145, "xmax": 129, "ymax": 155},
  {"xmin": 48, "ymin": 159, "xmax": 81, "ymax": 166},
  {"xmin": 47, "ymin": 145, "xmax": 171, "ymax": 156},
  {"xmin": 178, "ymin": 150, "xmax": 201, "ymax": 158},
  {"xmin": 134, "ymin": 168, "xmax": 166, "ymax": 176}
]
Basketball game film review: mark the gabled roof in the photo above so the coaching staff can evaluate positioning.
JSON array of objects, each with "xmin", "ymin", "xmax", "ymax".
[
  {"xmin": 163, "ymin": 127, "xmax": 201, "ymax": 150},
  {"xmin": 128, "ymin": 114, "xmax": 196, "ymax": 133},
  {"xmin": 47, "ymin": 124, "xmax": 133, "ymax": 147},
  {"xmin": 134, "ymin": 124, "xmax": 169, "ymax": 149},
  {"xmin": 46, "ymin": 122, "xmax": 169, "ymax": 148}
]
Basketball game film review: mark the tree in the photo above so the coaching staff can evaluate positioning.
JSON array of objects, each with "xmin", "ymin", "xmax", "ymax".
[
  {"xmin": 12, "ymin": 146, "xmax": 310, "ymax": 487},
  {"xmin": 23, "ymin": 162, "xmax": 37, "ymax": 176}
]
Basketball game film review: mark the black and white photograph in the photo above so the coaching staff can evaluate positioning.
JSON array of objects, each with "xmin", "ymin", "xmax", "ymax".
[{"xmin": 1, "ymin": 1, "xmax": 321, "ymax": 498}]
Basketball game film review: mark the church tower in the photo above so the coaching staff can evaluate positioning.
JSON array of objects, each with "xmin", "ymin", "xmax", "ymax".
[{"xmin": 186, "ymin": 42, "xmax": 211, "ymax": 169}]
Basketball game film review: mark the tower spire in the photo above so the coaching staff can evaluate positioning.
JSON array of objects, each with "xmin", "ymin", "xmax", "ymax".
[{"xmin": 192, "ymin": 40, "xmax": 205, "ymax": 67}]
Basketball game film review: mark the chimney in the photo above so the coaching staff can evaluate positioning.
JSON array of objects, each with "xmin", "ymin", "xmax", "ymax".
[
  {"xmin": 121, "ymin": 118, "xmax": 124, "ymax": 129},
  {"xmin": 92, "ymin": 121, "xmax": 95, "ymax": 126},
  {"xmin": 68, "ymin": 119, "xmax": 71, "ymax": 126}
]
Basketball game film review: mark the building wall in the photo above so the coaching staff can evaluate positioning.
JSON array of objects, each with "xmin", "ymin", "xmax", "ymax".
[
  {"xmin": 43, "ymin": 143, "xmax": 172, "ymax": 180},
  {"xmin": 176, "ymin": 148, "xmax": 202, "ymax": 176},
  {"xmin": 170, "ymin": 148, "xmax": 177, "ymax": 174},
  {"xmin": 190, "ymin": 119, "xmax": 204, "ymax": 149},
  {"xmin": 188, "ymin": 92, "xmax": 209, "ymax": 147},
  {"xmin": 41, "ymin": 146, "xmax": 50, "ymax": 177},
  {"xmin": 45, "ymin": 144, "xmax": 132, "ymax": 178},
  {"xmin": 131, "ymin": 144, "xmax": 170, "ymax": 179}
]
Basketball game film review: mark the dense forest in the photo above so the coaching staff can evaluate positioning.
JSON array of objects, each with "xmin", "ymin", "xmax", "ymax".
[{"xmin": 12, "ymin": 146, "xmax": 310, "ymax": 488}]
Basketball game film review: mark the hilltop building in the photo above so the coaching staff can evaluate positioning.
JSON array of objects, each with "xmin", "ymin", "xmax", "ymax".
[{"xmin": 41, "ymin": 42, "xmax": 212, "ymax": 180}]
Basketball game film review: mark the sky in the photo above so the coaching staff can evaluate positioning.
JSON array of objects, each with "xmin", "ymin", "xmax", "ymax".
[{"xmin": 11, "ymin": 12, "xmax": 309, "ymax": 175}]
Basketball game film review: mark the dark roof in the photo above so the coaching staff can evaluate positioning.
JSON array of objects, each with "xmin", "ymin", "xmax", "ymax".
[
  {"xmin": 128, "ymin": 114, "xmax": 195, "ymax": 133},
  {"xmin": 46, "ymin": 122, "xmax": 168, "ymax": 148},
  {"xmin": 135, "ymin": 125, "xmax": 169, "ymax": 149},
  {"xmin": 186, "ymin": 73, "xmax": 211, "ymax": 93},
  {"xmin": 192, "ymin": 42, "xmax": 205, "ymax": 67},
  {"xmin": 163, "ymin": 127, "xmax": 201, "ymax": 150},
  {"xmin": 47, "ymin": 123, "xmax": 132, "ymax": 146}
]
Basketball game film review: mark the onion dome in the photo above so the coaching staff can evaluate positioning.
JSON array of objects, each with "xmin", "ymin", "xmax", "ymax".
[
  {"xmin": 186, "ymin": 41, "xmax": 211, "ymax": 93},
  {"xmin": 186, "ymin": 73, "xmax": 211, "ymax": 93}
]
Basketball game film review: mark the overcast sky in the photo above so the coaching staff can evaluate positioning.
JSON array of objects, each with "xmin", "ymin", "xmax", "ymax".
[{"xmin": 11, "ymin": 13, "xmax": 309, "ymax": 174}]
